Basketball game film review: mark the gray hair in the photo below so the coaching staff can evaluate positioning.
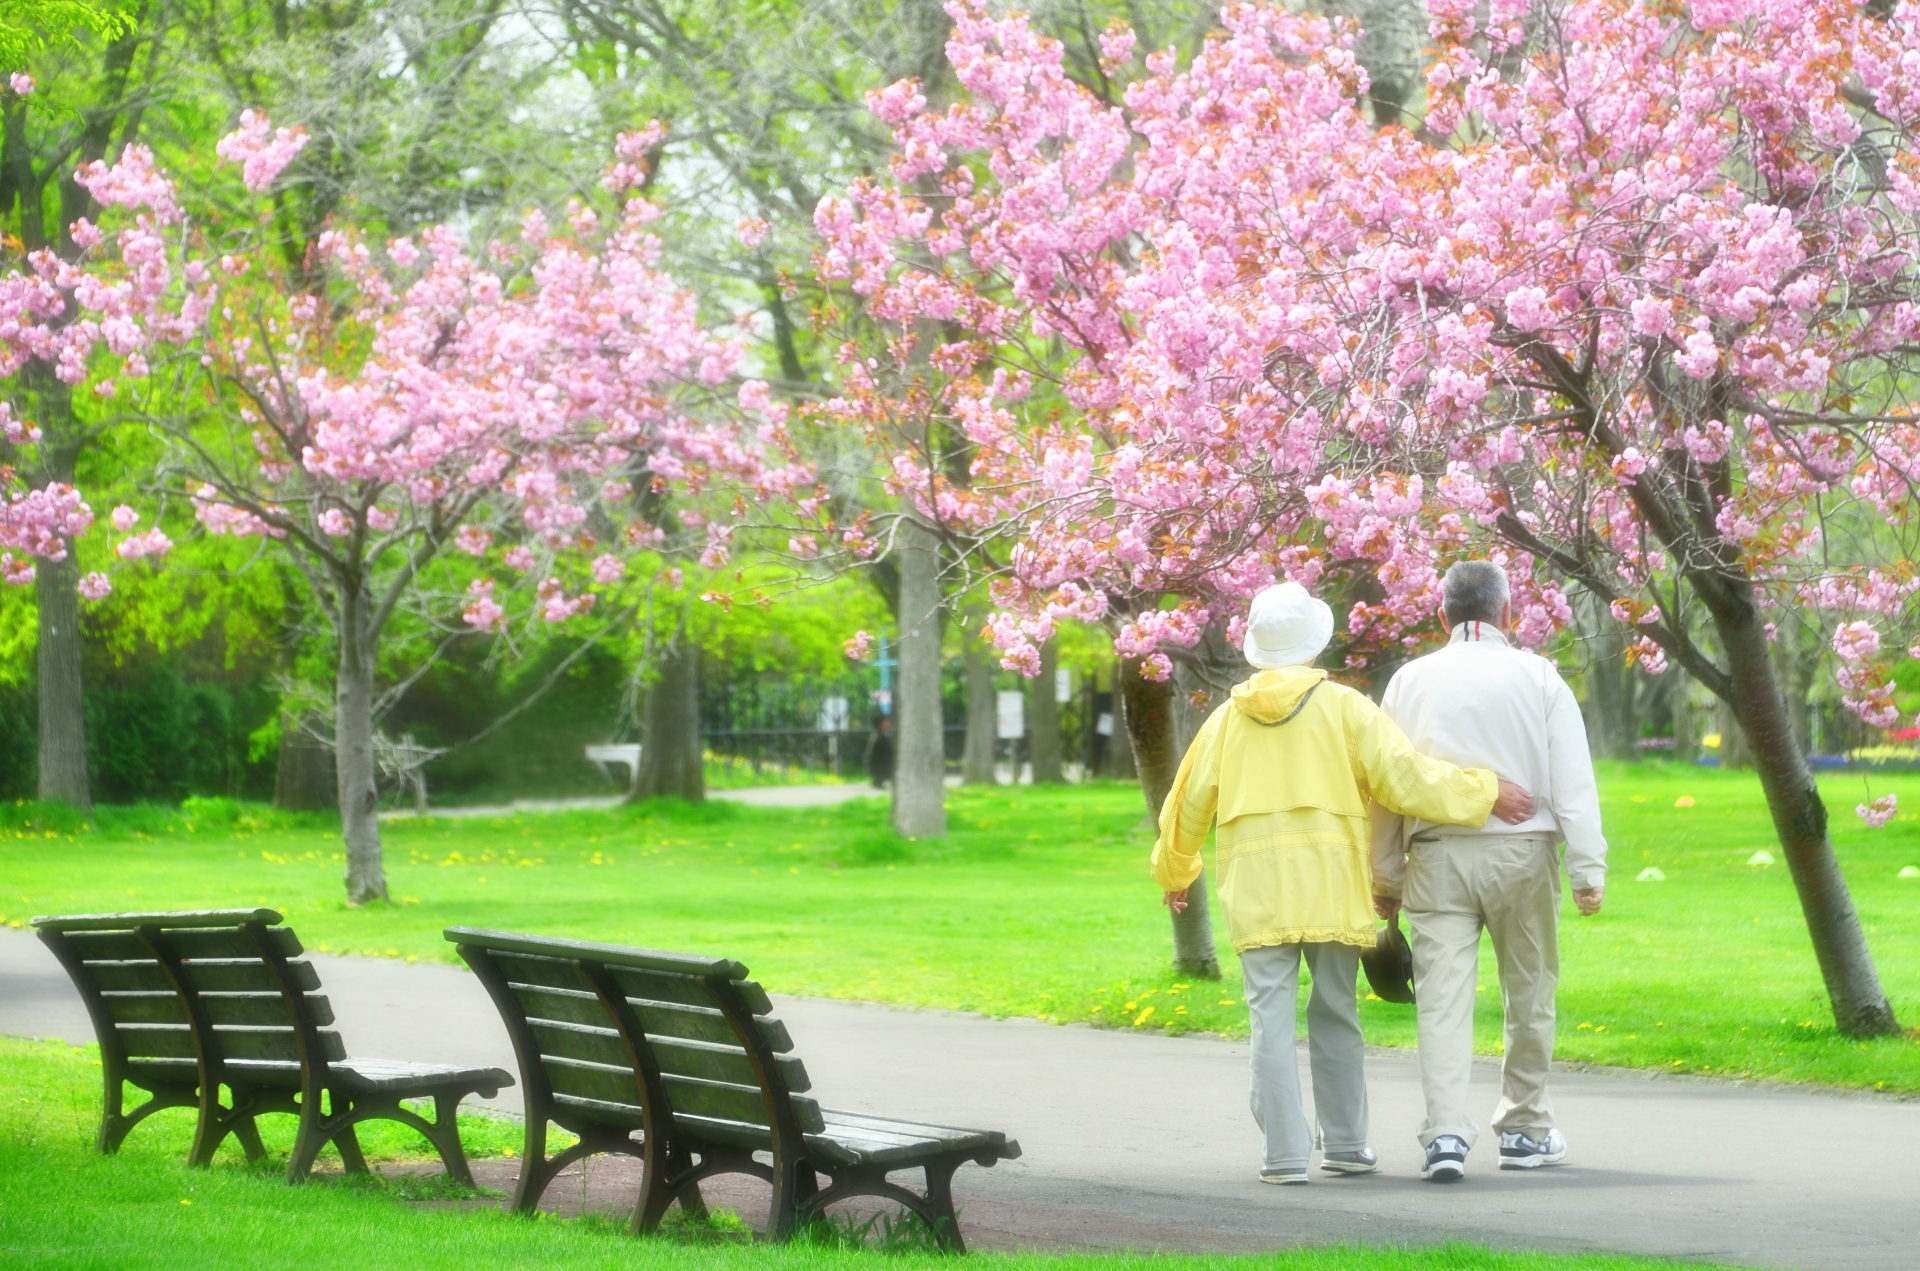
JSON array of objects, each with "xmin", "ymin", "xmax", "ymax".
[{"xmin": 1442, "ymin": 560, "xmax": 1510, "ymax": 626}]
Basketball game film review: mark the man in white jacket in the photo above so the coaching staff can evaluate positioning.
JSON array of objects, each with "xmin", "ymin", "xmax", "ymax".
[{"xmin": 1371, "ymin": 560, "xmax": 1607, "ymax": 1183}]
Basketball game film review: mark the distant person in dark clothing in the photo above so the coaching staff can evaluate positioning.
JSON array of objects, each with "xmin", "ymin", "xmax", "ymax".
[{"xmin": 864, "ymin": 715, "xmax": 895, "ymax": 788}]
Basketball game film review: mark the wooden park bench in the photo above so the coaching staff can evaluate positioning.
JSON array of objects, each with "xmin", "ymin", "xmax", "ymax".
[
  {"xmin": 34, "ymin": 908, "xmax": 512, "ymax": 1183},
  {"xmin": 446, "ymin": 926, "xmax": 1020, "ymax": 1249}
]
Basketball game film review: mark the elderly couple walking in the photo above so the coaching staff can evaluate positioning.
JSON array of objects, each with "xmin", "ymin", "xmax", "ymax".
[{"xmin": 1151, "ymin": 561, "xmax": 1608, "ymax": 1184}]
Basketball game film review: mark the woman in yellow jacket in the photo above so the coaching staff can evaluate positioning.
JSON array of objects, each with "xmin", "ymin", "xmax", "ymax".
[{"xmin": 1152, "ymin": 582, "xmax": 1533, "ymax": 1185}]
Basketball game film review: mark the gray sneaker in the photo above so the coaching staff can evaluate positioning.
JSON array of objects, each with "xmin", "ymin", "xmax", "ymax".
[
  {"xmin": 1422, "ymin": 1134, "xmax": 1469, "ymax": 1182},
  {"xmin": 1498, "ymin": 1128, "xmax": 1567, "ymax": 1169},
  {"xmin": 1320, "ymin": 1148, "xmax": 1378, "ymax": 1175},
  {"xmin": 1259, "ymin": 1166, "xmax": 1309, "ymax": 1185}
]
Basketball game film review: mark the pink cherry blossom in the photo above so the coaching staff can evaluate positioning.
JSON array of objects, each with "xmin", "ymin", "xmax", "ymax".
[
  {"xmin": 1857, "ymin": 793, "xmax": 1898, "ymax": 829},
  {"xmin": 214, "ymin": 110, "xmax": 310, "ymax": 193},
  {"xmin": 10, "ymin": 73, "xmax": 34, "ymax": 97},
  {"xmin": 844, "ymin": 630, "xmax": 875, "ymax": 659},
  {"xmin": 77, "ymin": 571, "xmax": 110, "ymax": 600}
]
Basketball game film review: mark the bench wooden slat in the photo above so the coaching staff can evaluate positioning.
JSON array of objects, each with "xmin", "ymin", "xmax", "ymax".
[
  {"xmin": 545, "ymin": 1057, "xmax": 643, "ymax": 1108},
  {"xmin": 102, "ymin": 991, "xmax": 334, "ymax": 1028},
  {"xmin": 65, "ymin": 927, "xmax": 303, "ymax": 962},
  {"xmin": 512, "ymin": 985, "xmax": 616, "ymax": 1030},
  {"xmin": 446, "ymin": 927, "xmax": 748, "ymax": 979},
  {"xmin": 491, "ymin": 952, "xmax": 594, "ymax": 994},
  {"xmin": 551, "ymin": 1091, "xmax": 646, "ymax": 1130},
  {"xmin": 120, "ymin": 1024, "xmax": 195, "ymax": 1058},
  {"xmin": 33, "ymin": 908, "xmax": 283, "ymax": 933},
  {"xmin": 125, "ymin": 1057, "xmax": 200, "ymax": 1082},
  {"xmin": 664, "ymin": 1074, "xmax": 824, "ymax": 1133},
  {"xmin": 673, "ymin": 1111, "xmax": 773, "ymax": 1150},
  {"xmin": 821, "ymin": 1110, "xmax": 1005, "ymax": 1150},
  {"xmin": 218, "ymin": 1027, "xmax": 346, "ymax": 1063},
  {"xmin": 529, "ymin": 1019, "xmax": 631, "ymax": 1070},
  {"xmin": 652, "ymin": 1035, "xmax": 810, "ymax": 1093},
  {"xmin": 203, "ymin": 960, "xmax": 320, "ymax": 993},
  {"xmin": 100, "ymin": 992, "xmax": 189, "ymax": 1025},
  {"xmin": 87, "ymin": 959, "xmax": 319, "ymax": 994},
  {"xmin": 605, "ymin": 964, "xmax": 776, "ymax": 1016},
  {"xmin": 511, "ymin": 984, "xmax": 793, "ymax": 1053},
  {"xmin": 634, "ymin": 1001, "xmax": 795, "ymax": 1053},
  {"xmin": 206, "ymin": 993, "xmax": 334, "ymax": 1028}
]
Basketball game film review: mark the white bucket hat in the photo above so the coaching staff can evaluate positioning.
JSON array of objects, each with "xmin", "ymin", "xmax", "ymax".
[{"xmin": 1243, "ymin": 582, "xmax": 1335, "ymax": 669}]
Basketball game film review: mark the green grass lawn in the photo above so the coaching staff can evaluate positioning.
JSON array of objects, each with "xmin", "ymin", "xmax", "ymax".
[
  {"xmin": 3, "ymin": 762, "xmax": 1919, "ymax": 1091},
  {"xmin": 0, "ymin": 1037, "xmax": 1720, "ymax": 1270}
]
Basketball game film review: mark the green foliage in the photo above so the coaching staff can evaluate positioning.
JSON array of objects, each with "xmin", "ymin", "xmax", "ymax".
[
  {"xmin": 0, "ymin": 1035, "xmax": 1720, "ymax": 1271},
  {"xmin": 6, "ymin": 768, "xmax": 1920, "ymax": 1091},
  {"xmin": 0, "ymin": 0, "xmax": 126, "ymax": 71}
]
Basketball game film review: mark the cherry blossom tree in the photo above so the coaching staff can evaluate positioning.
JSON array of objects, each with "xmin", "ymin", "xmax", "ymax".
[
  {"xmin": 59, "ymin": 122, "xmax": 798, "ymax": 902},
  {"xmin": 805, "ymin": 0, "xmax": 1916, "ymax": 1034}
]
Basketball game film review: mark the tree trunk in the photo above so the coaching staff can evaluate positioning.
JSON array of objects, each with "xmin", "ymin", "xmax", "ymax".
[
  {"xmin": 335, "ymin": 590, "xmax": 387, "ymax": 904},
  {"xmin": 892, "ymin": 517, "xmax": 946, "ymax": 838},
  {"xmin": 274, "ymin": 712, "xmax": 338, "ymax": 810},
  {"xmin": 1121, "ymin": 654, "xmax": 1219, "ymax": 979},
  {"xmin": 1713, "ymin": 605, "xmax": 1897, "ymax": 1037},
  {"xmin": 35, "ymin": 548, "xmax": 89, "ymax": 814},
  {"xmin": 1671, "ymin": 671, "xmax": 1693, "ymax": 767},
  {"xmin": 631, "ymin": 623, "xmax": 704, "ymax": 802},
  {"xmin": 1110, "ymin": 661, "xmax": 1136, "ymax": 780},
  {"xmin": 961, "ymin": 607, "xmax": 997, "ymax": 785},
  {"xmin": 1717, "ymin": 697, "xmax": 1751, "ymax": 769},
  {"xmin": 1030, "ymin": 639, "xmax": 1063, "ymax": 783},
  {"xmin": 31, "ymin": 389, "xmax": 88, "ymax": 814}
]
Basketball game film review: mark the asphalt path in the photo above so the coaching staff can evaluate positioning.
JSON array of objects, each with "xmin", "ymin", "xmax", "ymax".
[{"xmin": 3, "ymin": 926, "xmax": 1915, "ymax": 1268}]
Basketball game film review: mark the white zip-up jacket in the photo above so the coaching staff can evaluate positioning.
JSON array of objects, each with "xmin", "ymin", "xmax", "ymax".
[{"xmin": 1370, "ymin": 621, "xmax": 1608, "ymax": 894}]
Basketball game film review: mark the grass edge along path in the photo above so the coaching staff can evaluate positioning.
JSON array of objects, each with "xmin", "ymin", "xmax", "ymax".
[
  {"xmin": 3, "ymin": 764, "xmax": 1919, "ymax": 1092},
  {"xmin": 0, "ymin": 1038, "xmax": 1729, "ymax": 1271}
]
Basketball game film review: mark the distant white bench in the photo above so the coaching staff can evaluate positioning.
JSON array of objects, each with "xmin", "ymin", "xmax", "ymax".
[{"xmin": 584, "ymin": 743, "xmax": 642, "ymax": 792}]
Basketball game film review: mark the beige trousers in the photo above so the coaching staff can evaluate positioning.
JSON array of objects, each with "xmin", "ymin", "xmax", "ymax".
[{"xmin": 1404, "ymin": 832, "xmax": 1560, "ymax": 1149}]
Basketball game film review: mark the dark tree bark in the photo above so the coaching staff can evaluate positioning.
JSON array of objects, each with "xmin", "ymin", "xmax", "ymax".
[
  {"xmin": 1491, "ymin": 375, "xmax": 1895, "ymax": 1035},
  {"xmin": 631, "ymin": 624, "xmax": 704, "ymax": 803},
  {"xmin": 1029, "ymin": 638, "xmax": 1063, "ymax": 784},
  {"xmin": 335, "ymin": 584, "xmax": 387, "ymax": 904},
  {"xmin": 1718, "ymin": 603, "xmax": 1896, "ymax": 1036},
  {"xmin": 1109, "ymin": 661, "xmax": 1136, "ymax": 780},
  {"xmin": 1121, "ymin": 654, "xmax": 1219, "ymax": 980},
  {"xmin": 892, "ymin": 517, "xmax": 946, "ymax": 837},
  {"xmin": 1671, "ymin": 670, "xmax": 1694, "ymax": 766},
  {"xmin": 274, "ymin": 712, "xmax": 338, "ymax": 811},
  {"xmin": 961, "ymin": 606, "xmax": 997, "ymax": 785},
  {"xmin": 35, "ymin": 539, "xmax": 89, "ymax": 815}
]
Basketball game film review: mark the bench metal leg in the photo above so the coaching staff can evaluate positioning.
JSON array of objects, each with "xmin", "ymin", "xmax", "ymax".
[
  {"xmin": 100, "ymin": 1083, "xmax": 196, "ymax": 1156},
  {"xmin": 516, "ymin": 1124, "xmax": 644, "ymax": 1214},
  {"xmin": 332, "ymin": 1122, "xmax": 370, "ymax": 1174},
  {"xmin": 794, "ymin": 1153, "xmax": 971, "ymax": 1252}
]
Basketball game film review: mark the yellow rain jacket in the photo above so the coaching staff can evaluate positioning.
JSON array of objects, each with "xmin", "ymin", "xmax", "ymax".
[{"xmin": 1150, "ymin": 666, "xmax": 1500, "ymax": 951}]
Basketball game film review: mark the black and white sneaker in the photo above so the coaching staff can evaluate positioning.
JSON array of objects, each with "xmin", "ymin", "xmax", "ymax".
[
  {"xmin": 1498, "ymin": 1129, "xmax": 1567, "ymax": 1169},
  {"xmin": 1422, "ymin": 1135, "xmax": 1469, "ymax": 1182}
]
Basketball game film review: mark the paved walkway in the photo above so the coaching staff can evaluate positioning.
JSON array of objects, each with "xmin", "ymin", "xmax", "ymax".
[{"xmin": 4, "ymin": 927, "xmax": 1914, "ymax": 1268}]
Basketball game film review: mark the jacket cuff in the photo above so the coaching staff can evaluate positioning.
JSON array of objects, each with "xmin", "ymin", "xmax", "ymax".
[
  {"xmin": 1569, "ymin": 871, "xmax": 1605, "ymax": 891},
  {"xmin": 1372, "ymin": 883, "xmax": 1402, "ymax": 899}
]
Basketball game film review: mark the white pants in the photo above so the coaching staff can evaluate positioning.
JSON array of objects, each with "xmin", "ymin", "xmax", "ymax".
[
  {"xmin": 1241, "ymin": 942, "xmax": 1368, "ymax": 1171},
  {"xmin": 1405, "ymin": 832, "xmax": 1560, "ymax": 1149}
]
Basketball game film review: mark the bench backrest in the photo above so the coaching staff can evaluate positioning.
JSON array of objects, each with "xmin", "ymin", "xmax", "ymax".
[
  {"xmin": 33, "ymin": 909, "xmax": 344, "ymax": 1083},
  {"xmin": 446, "ymin": 927, "xmax": 818, "ymax": 1150}
]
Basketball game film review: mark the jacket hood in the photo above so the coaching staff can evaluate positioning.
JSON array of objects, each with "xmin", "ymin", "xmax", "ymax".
[{"xmin": 1230, "ymin": 666, "xmax": 1329, "ymax": 724}]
